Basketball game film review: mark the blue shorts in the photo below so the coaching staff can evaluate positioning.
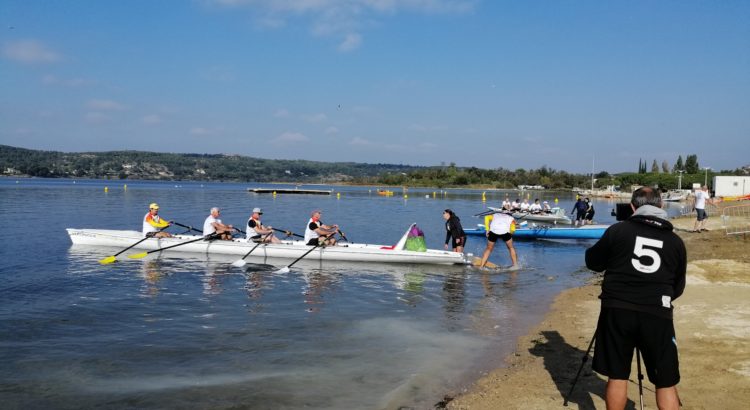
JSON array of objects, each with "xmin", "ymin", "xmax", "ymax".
[{"xmin": 696, "ymin": 208, "xmax": 707, "ymax": 221}]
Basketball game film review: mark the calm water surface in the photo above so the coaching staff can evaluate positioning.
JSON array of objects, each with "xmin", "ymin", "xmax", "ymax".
[{"xmin": 2, "ymin": 179, "xmax": 682, "ymax": 409}]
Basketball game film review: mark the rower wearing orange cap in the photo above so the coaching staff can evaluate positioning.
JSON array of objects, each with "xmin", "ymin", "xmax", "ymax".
[{"xmin": 143, "ymin": 203, "xmax": 173, "ymax": 238}]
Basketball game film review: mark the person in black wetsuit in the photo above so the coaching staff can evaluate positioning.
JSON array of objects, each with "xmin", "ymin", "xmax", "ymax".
[
  {"xmin": 571, "ymin": 198, "xmax": 588, "ymax": 226},
  {"xmin": 442, "ymin": 209, "xmax": 466, "ymax": 253},
  {"xmin": 584, "ymin": 197, "xmax": 595, "ymax": 224},
  {"xmin": 585, "ymin": 187, "xmax": 686, "ymax": 410}
]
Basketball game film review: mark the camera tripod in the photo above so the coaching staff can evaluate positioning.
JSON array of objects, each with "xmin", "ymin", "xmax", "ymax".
[{"xmin": 563, "ymin": 332, "xmax": 645, "ymax": 410}]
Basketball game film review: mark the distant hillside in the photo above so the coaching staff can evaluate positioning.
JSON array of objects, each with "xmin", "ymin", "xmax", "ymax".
[{"xmin": 0, "ymin": 145, "xmax": 420, "ymax": 183}]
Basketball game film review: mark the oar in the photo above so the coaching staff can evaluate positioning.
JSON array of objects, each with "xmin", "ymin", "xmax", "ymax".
[
  {"xmin": 471, "ymin": 256, "xmax": 499, "ymax": 269},
  {"xmin": 127, "ymin": 233, "xmax": 217, "ymax": 259},
  {"xmin": 337, "ymin": 229, "xmax": 349, "ymax": 243},
  {"xmin": 274, "ymin": 244, "xmax": 322, "ymax": 274},
  {"xmin": 99, "ymin": 232, "xmax": 160, "ymax": 265},
  {"xmin": 173, "ymin": 222, "xmax": 203, "ymax": 234},
  {"xmin": 231, "ymin": 233, "xmax": 272, "ymax": 267},
  {"xmin": 272, "ymin": 227, "xmax": 304, "ymax": 238}
]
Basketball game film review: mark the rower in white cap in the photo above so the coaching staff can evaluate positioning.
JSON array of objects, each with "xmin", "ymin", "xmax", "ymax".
[{"xmin": 247, "ymin": 207, "xmax": 281, "ymax": 243}]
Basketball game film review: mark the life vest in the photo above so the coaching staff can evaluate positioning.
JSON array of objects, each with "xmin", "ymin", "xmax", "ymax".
[
  {"xmin": 143, "ymin": 212, "xmax": 165, "ymax": 236},
  {"xmin": 246, "ymin": 217, "xmax": 263, "ymax": 240},
  {"xmin": 304, "ymin": 218, "xmax": 321, "ymax": 243}
]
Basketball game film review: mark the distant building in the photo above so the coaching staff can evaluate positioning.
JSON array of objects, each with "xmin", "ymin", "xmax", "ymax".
[{"xmin": 713, "ymin": 176, "xmax": 750, "ymax": 197}]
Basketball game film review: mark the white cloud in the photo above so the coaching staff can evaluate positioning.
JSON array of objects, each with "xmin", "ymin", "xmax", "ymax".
[
  {"xmin": 87, "ymin": 99, "xmax": 127, "ymax": 111},
  {"xmin": 84, "ymin": 112, "xmax": 111, "ymax": 124},
  {"xmin": 273, "ymin": 131, "xmax": 310, "ymax": 144},
  {"xmin": 207, "ymin": 0, "xmax": 475, "ymax": 50},
  {"xmin": 142, "ymin": 115, "xmax": 162, "ymax": 125},
  {"xmin": 302, "ymin": 113, "xmax": 327, "ymax": 123},
  {"xmin": 324, "ymin": 126, "xmax": 339, "ymax": 134},
  {"xmin": 274, "ymin": 108, "xmax": 290, "ymax": 118},
  {"xmin": 190, "ymin": 127, "xmax": 224, "ymax": 136},
  {"xmin": 349, "ymin": 137, "xmax": 372, "ymax": 146},
  {"xmin": 2, "ymin": 39, "xmax": 60, "ymax": 64},
  {"xmin": 338, "ymin": 33, "xmax": 362, "ymax": 52}
]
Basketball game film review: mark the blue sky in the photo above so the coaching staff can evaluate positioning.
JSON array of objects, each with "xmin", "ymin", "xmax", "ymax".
[{"xmin": 1, "ymin": 0, "xmax": 748, "ymax": 173}]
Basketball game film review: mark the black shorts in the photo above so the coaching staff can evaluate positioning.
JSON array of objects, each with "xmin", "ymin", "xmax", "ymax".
[
  {"xmin": 585, "ymin": 211, "xmax": 595, "ymax": 221},
  {"xmin": 592, "ymin": 307, "xmax": 680, "ymax": 388},
  {"xmin": 696, "ymin": 208, "xmax": 707, "ymax": 221},
  {"xmin": 487, "ymin": 231, "xmax": 512, "ymax": 243},
  {"xmin": 575, "ymin": 212, "xmax": 585, "ymax": 221},
  {"xmin": 450, "ymin": 236, "xmax": 467, "ymax": 248}
]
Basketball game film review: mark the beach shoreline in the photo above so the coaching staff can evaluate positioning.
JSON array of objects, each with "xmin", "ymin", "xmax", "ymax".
[{"xmin": 446, "ymin": 203, "xmax": 750, "ymax": 409}]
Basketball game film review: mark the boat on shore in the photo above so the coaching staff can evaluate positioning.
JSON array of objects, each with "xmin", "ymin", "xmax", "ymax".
[
  {"xmin": 67, "ymin": 228, "xmax": 468, "ymax": 265},
  {"xmin": 464, "ymin": 224, "xmax": 607, "ymax": 240},
  {"xmin": 661, "ymin": 189, "xmax": 691, "ymax": 202}
]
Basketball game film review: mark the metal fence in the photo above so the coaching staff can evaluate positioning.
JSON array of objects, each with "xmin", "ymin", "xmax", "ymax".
[{"xmin": 722, "ymin": 204, "xmax": 750, "ymax": 236}]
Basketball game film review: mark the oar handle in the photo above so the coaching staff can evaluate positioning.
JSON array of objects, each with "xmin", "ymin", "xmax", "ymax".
[
  {"xmin": 272, "ymin": 227, "xmax": 304, "ymax": 238},
  {"xmin": 173, "ymin": 222, "xmax": 203, "ymax": 233}
]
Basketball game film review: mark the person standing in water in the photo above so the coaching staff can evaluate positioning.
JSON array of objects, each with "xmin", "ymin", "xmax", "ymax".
[{"xmin": 443, "ymin": 209, "xmax": 466, "ymax": 253}]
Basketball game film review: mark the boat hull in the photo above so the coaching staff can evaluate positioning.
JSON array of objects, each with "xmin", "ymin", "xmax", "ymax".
[
  {"xmin": 464, "ymin": 225, "xmax": 608, "ymax": 239},
  {"xmin": 67, "ymin": 229, "xmax": 467, "ymax": 265}
]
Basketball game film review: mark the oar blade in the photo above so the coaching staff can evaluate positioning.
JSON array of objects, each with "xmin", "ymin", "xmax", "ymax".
[
  {"xmin": 231, "ymin": 259, "xmax": 247, "ymax": 268},
  {"xmin": 127, "ymin": 252, "xmax": 149, "ymax": 260},
  {"xmin": 274, "ymin": 266, "xmax": 290, "ymax": 274},
  {"xmin": 99, "ymin": 256, "xmax": 117, "ymax": 265},
  {"xmin": 471, "ymin": 257, "xmax": 499, "ymax": 269}
]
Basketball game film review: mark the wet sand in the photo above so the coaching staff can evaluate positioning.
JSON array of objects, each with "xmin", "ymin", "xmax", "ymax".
[{"xmin": 446, "ymin": 202, "xmax": 750, "ymax": 409}]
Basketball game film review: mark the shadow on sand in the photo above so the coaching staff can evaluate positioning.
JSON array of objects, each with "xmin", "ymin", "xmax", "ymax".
[{"xmin": 528, "ymin": 330, "xmax": 640, "ymax": 409}]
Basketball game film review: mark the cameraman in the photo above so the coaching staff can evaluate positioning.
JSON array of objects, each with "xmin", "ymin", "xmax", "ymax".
[{"xmin": 585, "ymin": 187, "xmax": 686, "ymax": 409}]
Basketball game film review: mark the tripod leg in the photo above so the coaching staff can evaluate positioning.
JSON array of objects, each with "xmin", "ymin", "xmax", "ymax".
[
  {"xmin": 563, "ymin": 332, "xmax": 596, "ymax": 406},
  {"xmin": 636, "ymin": 349, "xmax": 644, "ymax": 410}
]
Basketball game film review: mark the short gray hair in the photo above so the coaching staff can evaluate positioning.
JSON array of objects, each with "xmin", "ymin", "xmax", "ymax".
[
  {"xmin": 210, "ymin": 207, "xmax": 220, "ymax": 213},
  {"xmin": 630, "ymin": 187, "xmax": 662, "ymax": 209}
]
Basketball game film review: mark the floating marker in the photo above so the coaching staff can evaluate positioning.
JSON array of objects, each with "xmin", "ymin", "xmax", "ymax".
[
  {"xmin": 336, "ymin": 192, "xmax": 341, "ymax": 199},
  {"xmin": 123, "ymin": 184, "xmax": 127, "ymax": 191},
  {"xmin": 104, "ymin": 186, "xmax": 108, "ymax": 193},
  {"xmin": 554, "ymin": 198, "xmax": 559, "ymax": 204},
  {"xmin": 404, "ymin": 194, "xmax": 408, "ymax": 199},
  {"xmin": 482, "ymin": 191, "xmax": 486, "ymax": 202},
  {"xmin": 432, "ymin": 192, "xmax": 436, "ymax": 198}
]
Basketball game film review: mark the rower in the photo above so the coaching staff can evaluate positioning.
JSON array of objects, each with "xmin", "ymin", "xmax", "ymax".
[
  {"xmin": 542, "ymin": 200, "xmax": 552, "ymax": 212},
  {"xmin": 520, "ymin": 199, "xmax": 530, "ymax": 212},
  {"xmin": 203, "ymin": 207, "xmax": 234, "ymax": 240},
  {"xmin": 246, "ymin": 207, "xmax": 281, "ymax": 244},
  {"xmin": 529, "ymin": 199, "xmax": 543, "ymax": 214},
  {"xmin": 143, "ymin": 203, "xmax": 173, "ymax": 238},
  {"xmin": 304, "ymin": 209, "xmax": 339, "ymax": 246}
]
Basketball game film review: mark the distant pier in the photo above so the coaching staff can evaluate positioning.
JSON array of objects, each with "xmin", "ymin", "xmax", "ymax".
[{"xmin": 248, "ymin": 187, "xmax": 332, "ymax": 195}]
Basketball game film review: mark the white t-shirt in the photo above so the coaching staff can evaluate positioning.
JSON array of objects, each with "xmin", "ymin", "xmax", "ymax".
[
  {"xmin": 489, "ymin": 213, "xmax": 514, "ymax": 235},
  {"xmin": 529, "ymin": 203, "xmax": 542, "ymax": 212},
  {"xmin": 694, "ymin": 190, "xmax": 710, "ymax": 209},
  {"xmin": 203, "ymin": 215, "xmax": 221, "ymax": 235}
]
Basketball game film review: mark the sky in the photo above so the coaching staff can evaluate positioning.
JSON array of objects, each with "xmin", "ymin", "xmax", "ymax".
[{"xmin": 1, "ymin": 0, "xmax": 748, "ymax": 174}]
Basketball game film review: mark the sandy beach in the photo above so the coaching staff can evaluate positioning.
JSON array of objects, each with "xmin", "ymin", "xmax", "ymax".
[{"xmin": 447, "ymin": 202, "xmax": 750, "ymax": 409}]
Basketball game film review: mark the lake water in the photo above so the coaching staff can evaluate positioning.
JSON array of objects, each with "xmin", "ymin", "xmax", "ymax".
[{"xmin": 0, "ymin": 179, "xmax": 684, "ymax": 409}]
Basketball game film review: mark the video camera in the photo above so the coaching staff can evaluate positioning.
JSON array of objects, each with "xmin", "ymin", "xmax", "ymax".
[{"xmin": 610, "ymin": 203, "xmax": 634, "ymax": 221}]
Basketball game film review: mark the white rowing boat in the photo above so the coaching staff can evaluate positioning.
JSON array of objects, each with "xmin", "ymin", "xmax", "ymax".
[{"xmin": 67, "ymin": 228, "xmax": 468, "ymax": 265}]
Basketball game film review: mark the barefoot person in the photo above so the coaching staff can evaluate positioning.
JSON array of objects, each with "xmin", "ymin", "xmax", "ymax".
[
  {"xmin": 203, "ymin": 207, "xmax": 234, "ymax": 240},
  {"xmin": 142, "ymin": 203, "xmax": 173, "ymax": 238},
  {"xmin": 443, "ymin": 209, "xmax": 466, "ymax": 253},
  {"xmin": 304, "ymin": 210, "xmax": 339, "ymax": 246},
  {"xmin": 479, "ymin": 211, "xmax": 518, "ymax": 269},
  {"xmin": 585, "ymin": 187, "xmax": 686, "ymax": 410}
]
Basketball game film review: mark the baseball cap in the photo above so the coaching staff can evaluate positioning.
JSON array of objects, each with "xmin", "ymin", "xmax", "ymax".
[
  {"xmin": 149, "ymin": 203, "xmax": 160, "ymax": 209},
  {"xmin": 252, "ymin": 207, "xmax": 263, "ymax": 214}
]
